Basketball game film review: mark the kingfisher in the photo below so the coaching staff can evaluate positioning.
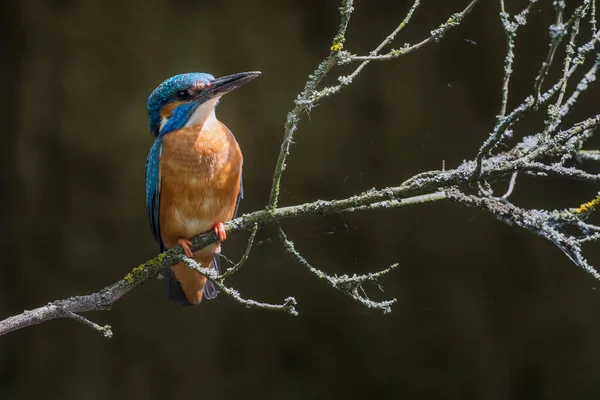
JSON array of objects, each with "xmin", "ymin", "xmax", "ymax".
[{"xmin": 145, "ymin": 71, "xmax": 260, "ymax": 306}]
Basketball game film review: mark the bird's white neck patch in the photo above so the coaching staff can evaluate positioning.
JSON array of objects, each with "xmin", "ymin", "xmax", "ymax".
[
  {"xmin": 185, "ymin": 97, "xmax": 220, "ymax": 128},
  {"xmin": 159, "ymin": 97, "xmax": 221, "ymax": 132}
]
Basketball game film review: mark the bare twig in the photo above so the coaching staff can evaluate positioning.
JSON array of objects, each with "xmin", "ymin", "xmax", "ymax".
[
  {"xmin": 342, "ymin": 0, "xmax": 480, "ymax": 63},
  {"xmin": 220, "ymin": 223, "xmax": 259, "ymax": 279},
  {"xmin": 501, "ymin": 172, "xmax": 519, "ymax": 199},
  {"xmin": 63, "ymin": 311, "xmax": 113, "ymax": 338},
  {"xmin": 446, "ymin": 188, "xmax": 600, "ymax": 280},
  {"xmin": 499, "ymin": 0, "xmax": 537, "ymax": 117},
  {"xmin": 313, "ymin": 0, "xmax": 422, "ymax": 101},
  {"xmin": 475, "ymin": 26, "xmax": 600, "ymax": 176},
  {"xmin": 533, "ymin": 1, "xmax": 567, "ymax": 107},
  {"xmin": 267, "ymin": 0, "xmax": 354, "ymax": 209},
  {"xmin": 278, "ymin": 228, "xmax": 398, "ymax": 313},
  {"xmin": 179, "ymin": 256, "xmax": 298, "ymax": 315},
  {"xmin": 577, "ymin": 149, "xmax": 600, "ymax": 161},
  {"xmin": 314, "ymin": 0, "xmax": 480, "ymax": 102},
  {"xmin": 267, "ymin": 0, "xmax": 480, "ymax": 208}
]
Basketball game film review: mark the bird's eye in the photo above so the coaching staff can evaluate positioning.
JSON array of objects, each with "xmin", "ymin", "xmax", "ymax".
[{"xmin": 175, "ymin": 90, "xmax": 190, "ymax": 100}]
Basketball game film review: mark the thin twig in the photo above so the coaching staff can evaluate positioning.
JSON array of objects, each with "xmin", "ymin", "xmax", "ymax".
[
  {"xmin": 267, "ymin": 0, "xmax": 354, "ymax": 209},
  {"xmin": 179, "ymin": 256, "xmax": 298, "ymax": 315},
  {"xmin": 474, "ymin": 28, "xmax": 600, "ymax": 176},
  {"xmin": 313, "ymin": 0, "xmax": 422, "ymax": 101},
  {"xmin": 533, "ymin": 1, "xmax": 567, "ymax": 107},
  {"xmin": 499, "ymin": 0, "xmax": 537, "ymax": 117},
  {"xmin": 501, "ymin": 172, "xmax": 519, "ymax": 199},
  {"xmin": 577, "ymin": 149, "xmax": 600, "ymax": 161},
  {"xmin": 63, "ymin": 310, "xmax": 113, "ymax": 338},
  {"xmin": 278, "ymin": 227, "xmax": 398, "ymax": 313},
  {"xmin": 344, "ymin": 0, "xmax": 480, "ymax": 63},
  {"xmin": 219, "ymin": 223, "xmax": 259, "ymax": 279}
]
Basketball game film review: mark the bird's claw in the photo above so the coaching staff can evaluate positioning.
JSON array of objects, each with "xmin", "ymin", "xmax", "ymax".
[
  {"xmin": 214, "ymin": 222, "xmax": 226, "ymax": 241},
  {"xmin": 177, "ymin": 238, "xmax": 194, "ymax": 258}
]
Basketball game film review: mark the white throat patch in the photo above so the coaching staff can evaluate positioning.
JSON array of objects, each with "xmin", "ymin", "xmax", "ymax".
[
  {"xmin": 159, "ymin": 97, "xmax": 221, "ymax": 132},
  {"xmin": 185, "ymin": 97, "xmax": 220, "ymax": 128}
]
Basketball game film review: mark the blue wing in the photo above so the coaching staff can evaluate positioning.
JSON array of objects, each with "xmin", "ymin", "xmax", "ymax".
[
  {"xmin": 146, "ymin": 103, "xmax": 202, "ymax": 252},
  {"xmin": 234, "ymin": 172, "xmax": 243, "ymax": 218},
  {"xmin": 146, "ymin": 138, "xmax": 164, "ymax": 251}
]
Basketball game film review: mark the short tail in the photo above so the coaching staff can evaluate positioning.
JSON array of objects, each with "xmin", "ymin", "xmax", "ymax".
[
  {"xmin": 161, "ymin": 268, "xmax": 193, "ymax": 306},
  {"xmin": 161, "ymin": 254, "xmax": 221, "ymax": 306}
]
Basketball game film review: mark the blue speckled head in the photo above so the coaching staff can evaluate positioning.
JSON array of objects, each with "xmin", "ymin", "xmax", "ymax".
[
  {"xmin": 146, "ymin": 73, "xmax": 214, "ymax": 136},
  {"xmin": 146, "ymin": 71, "xmax": 261, "ymax": 137}
]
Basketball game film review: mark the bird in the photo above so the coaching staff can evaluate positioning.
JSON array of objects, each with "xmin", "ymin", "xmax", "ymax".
[{"xmin": 145, "ymin": 71, "xmax": 260, "ymax": 306}]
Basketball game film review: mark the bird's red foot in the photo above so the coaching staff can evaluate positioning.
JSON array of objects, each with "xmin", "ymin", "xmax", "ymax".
[
  {"xmin": 214, "ymin": 222, "xmax": 226, "ymax": 241},
  {"xmin": 177, "ymin": 239, "xmax": 194, "ymax": 258}
]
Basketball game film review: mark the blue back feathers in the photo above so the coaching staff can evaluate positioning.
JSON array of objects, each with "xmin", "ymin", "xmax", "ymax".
[{"xmin": 146, "ymin": 138, "xmax": 164, "ymax": 249}]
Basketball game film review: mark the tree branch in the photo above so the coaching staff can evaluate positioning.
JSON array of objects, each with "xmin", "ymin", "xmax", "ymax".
[
  {"xmin": 2, "ymin": 146, "xmax": 596, "ymax": 337},
  {"xmin": 3, "ymin": 0, "xmax": 600, "ymax": 339}
]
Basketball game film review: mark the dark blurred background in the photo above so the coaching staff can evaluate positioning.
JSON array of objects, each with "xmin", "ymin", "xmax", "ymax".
[{"xmin": 2, "ymin": 0, "xmax": 600, "ymax": 399}]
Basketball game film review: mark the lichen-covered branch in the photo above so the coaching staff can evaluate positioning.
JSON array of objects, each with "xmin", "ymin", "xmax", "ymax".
[
  {"xmin": 179, "ymin": 256, "xmax": 298, "ymax": 315},
  {"xmin": 278, "ymin": 228, "xmax": 398, "ymax": 313},
  {"xmin": 446, "ymin": 189, "xmax": 600, "ymax": 280},
  {"xmin": 340, "ymin": 0, "xmax": 480, "ymax": 63},
  {"xmin": 266, "ymin": 0, "xmax": 354, "ymax": 209},
  {"xmin": 2, "ymin": 142, "xmax": 596, "ymax": 337},
  {"xmin": 499, "ymin": 0, "xmax": 537, "ymax": 117},
  {"xmin": 2, "ymin": 0, "xmax": 600, "ymax": 339},
  {"xmin": 314, "ymin": 0, "xmax": 480, "ymax": 103},
  {"xmin": 475, "ymin": 2, "xmax": 600, "ymax": 176},
  {"xmin": 267, "ymin": 0, "xmax": 479, "ymax": 207}
]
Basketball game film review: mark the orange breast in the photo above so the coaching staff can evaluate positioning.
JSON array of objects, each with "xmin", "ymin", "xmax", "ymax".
[{"xmin": 158, "ymin": 120, "xmax": 242, "ymax": 251}]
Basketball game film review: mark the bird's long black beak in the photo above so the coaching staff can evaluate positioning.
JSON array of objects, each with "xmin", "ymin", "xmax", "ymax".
[{"xmin": 205, "ymin": 71, "xmax": 261, "ymax": 98}]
